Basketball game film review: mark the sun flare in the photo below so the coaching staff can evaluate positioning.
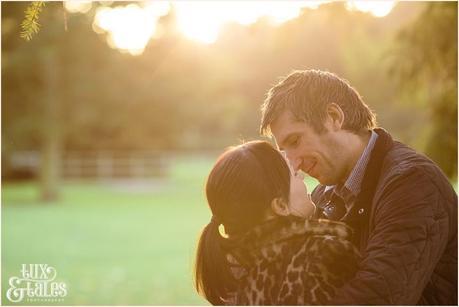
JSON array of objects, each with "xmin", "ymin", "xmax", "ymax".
[
  {"xmin": 346, "ymin": 1, "xmax": 396, "ymax": 18},
  {"xmin": 172, "ymin": 1, "xmax": 316, "ymax": 44},
  {"xmin": 93, "ymin": 2, "xmax": 169, "ymax": 55},
  {"xmin": 87, "ymin": 0, "xmax": 396, "ymax": 55}
]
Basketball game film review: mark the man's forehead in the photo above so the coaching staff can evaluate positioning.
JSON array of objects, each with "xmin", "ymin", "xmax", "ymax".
[
  {"xmin": 271, "ymin": 110, "xmax": 296, "ymax": 131},
  {"xmin": 270, "ymin": 111, "xmax": 305, "ymax": 144},
  {"xmin": 271, "ymin": 111, "xmax": 304, "ymax": 133}
]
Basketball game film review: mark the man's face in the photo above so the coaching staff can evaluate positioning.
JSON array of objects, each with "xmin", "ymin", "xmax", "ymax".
[
  {"xmin": 270, "ymin": 110, "xmax": 348, "ymax": 185},
  {"xmin": 287, "ymin": 165, "xmax": 316, "ymax": 218}
]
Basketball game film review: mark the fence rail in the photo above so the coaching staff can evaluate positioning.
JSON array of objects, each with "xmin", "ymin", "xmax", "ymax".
[{"xmin": 5, "ymin": 150, "xmax": 205, "ymax": 180}]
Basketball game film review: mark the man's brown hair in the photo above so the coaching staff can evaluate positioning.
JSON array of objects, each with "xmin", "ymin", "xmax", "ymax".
[{"xmin": 260, "ymin": 69, "xmax": 377, "ymax": 135}]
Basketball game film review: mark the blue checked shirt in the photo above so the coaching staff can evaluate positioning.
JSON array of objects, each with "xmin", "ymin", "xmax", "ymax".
[{"xmin": 324, "ymin": 130, "xmax": 378, "ymax": 212}]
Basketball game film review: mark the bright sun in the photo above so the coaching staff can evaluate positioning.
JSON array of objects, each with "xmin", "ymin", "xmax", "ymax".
[
  {"xmin": 69, "ymin": 0, "xmax": 397, "ymax": 55},
  {"xmin": 346, "ymin": 1, "xmax": 396, "ymax": 18},
  {"xmin": 93, "ymin": 2, "xmax": 170, "ymax": 55},
  {"xmin": 172, "ymin": 1, "xmax": 319, "ymax": 44}
]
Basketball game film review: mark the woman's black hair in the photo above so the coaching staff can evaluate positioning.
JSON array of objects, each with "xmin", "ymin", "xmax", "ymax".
[{"xmin": 194, "ymin": 140, "xmax": 291, "ymax": 304}]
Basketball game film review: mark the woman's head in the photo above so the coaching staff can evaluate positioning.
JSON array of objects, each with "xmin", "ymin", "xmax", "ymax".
[
  {"xmin": 195, "ymin": 140, "xmax": 314, "ymax": 304},
  {"xmin": 206, "ymin": 140, "xmax": 313, "ymax": 236}
]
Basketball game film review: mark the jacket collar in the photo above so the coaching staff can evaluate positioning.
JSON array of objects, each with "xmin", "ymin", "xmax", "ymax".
[{"xmin": 341, "ymin": 128, "xmax": 394, "ymax": 244}]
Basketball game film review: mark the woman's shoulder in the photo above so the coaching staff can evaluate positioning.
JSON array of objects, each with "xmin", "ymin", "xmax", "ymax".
[
  {"xmin": 301, "ymin": 219, "xmax": 361, "ymax": 284},
  {"xmin": 302, "ymin": 218, "xmax": 360, "ymax": 258},
  {"xmin": 225, "ymin": 217, "xmax": 361, "ymax": 305}
]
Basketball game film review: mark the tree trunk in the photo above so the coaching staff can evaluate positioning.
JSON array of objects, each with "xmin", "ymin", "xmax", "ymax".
[{"xmin": 39, "ymin": 48, "xmax": 61, "ymax": 202}]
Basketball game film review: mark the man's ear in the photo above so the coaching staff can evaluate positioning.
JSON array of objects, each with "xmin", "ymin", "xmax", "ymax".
[
  {"xmin": 271, "ymin": 198, "xmax": 290, "ymax": 216},
  {"xmin": 325, "ymin": 103, "xmax": 345, "ymax": 131}
]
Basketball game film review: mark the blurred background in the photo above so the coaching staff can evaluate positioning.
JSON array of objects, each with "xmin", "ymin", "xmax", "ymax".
[{"xmin": 2, "ymin": 1, "xmax": 457, "ymax": 305}]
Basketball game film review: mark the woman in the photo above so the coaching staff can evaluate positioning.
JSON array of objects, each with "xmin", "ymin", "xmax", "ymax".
[{"xmin": 194, "ymin": 141, "xmax": 360, "ymax": 305}]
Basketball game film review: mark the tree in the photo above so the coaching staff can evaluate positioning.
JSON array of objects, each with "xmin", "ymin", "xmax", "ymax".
[{"xmin": 390, "ymin": 2, "xmax": 457, "ymax": 179}]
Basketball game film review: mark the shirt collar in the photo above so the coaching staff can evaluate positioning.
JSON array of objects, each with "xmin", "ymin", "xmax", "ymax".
[{"xmin": 324, "ymin": 130, "xmax": 378, "ymax": 197}]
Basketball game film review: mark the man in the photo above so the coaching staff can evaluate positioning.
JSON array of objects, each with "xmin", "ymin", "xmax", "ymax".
[{"xmin": 260, "ymin": 69, "xmax": 457, "ymax": 305}]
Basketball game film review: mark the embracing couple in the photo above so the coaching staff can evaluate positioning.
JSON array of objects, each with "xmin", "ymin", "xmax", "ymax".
[{"xmin": 194, "ymin": 70, "xmax": 458, "ymax": 305}]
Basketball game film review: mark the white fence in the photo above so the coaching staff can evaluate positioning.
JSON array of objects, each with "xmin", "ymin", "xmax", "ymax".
[
  {"xmin": 5, "ymin": 149, "xmax": 223, "ymax": 180},
  {"xmin": 62, "ymin": 152, "xmax": 169, "ymax": 178},
  {"xmin": 7, "ymin": 151, "xmax": 173, "ymax": 179}
]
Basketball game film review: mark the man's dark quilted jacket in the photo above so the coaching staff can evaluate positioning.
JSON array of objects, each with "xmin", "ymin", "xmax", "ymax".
[{"xmin": 312, "ymin": 128, "xmax": 457, "ymax": 305}]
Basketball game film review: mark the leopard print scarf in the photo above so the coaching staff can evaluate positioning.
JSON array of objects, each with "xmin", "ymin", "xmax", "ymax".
[{"xmin": 223, "ymin": 216, "xmax": 360, "ymax": 305}]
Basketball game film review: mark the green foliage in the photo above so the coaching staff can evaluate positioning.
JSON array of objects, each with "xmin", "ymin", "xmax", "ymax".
[
  {"xmin": 3, "ymin": 2, "xmax": 455, "ymax": 174},
  {"xmin": 20, "ymin": 1, "xmax": 45, "ymax": 41},
  {"xmin": 390, "ymin": 2, "xmax": 458, "ymax": 179},
  {"xmin": 392, "ymin": 3, "xmax": 457, "ymax": 85}
]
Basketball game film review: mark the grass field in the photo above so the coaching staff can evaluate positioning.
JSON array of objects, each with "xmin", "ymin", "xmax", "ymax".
[{"xmin": 2, "ymin": 156, "xmax": 319, "ymax": 305}]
